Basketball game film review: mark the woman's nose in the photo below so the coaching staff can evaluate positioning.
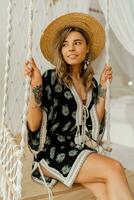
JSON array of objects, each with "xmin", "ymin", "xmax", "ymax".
[{"xmin": 68, "ymin": 44, "xmax": 75, "ymax": 51}]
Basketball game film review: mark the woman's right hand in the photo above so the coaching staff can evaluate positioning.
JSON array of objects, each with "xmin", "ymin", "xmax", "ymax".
[{"xmin": 24, "ymin": 58, "xmax": 42, "ymax": 88}]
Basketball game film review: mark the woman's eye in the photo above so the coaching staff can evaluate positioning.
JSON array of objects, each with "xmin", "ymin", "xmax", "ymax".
[
  {"xmin": 75, "ymin": 42, "xmax": 81, "ymax": 45},
  {"xmin": 62, "ymin": 43, "xmax": 68, "ymax": 47}
]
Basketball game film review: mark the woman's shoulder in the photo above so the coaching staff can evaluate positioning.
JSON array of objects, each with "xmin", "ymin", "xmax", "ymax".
[
  {"xmin": 42, "ymin": 68, "xmax": 56, "ymax": 78},
  {"xmin": 42, "ymin": 68, "xmax": 58, "ymax": 86}
]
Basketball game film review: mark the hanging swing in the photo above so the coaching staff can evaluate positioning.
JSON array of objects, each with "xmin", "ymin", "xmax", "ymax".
[
  {"xmin": 0, "ymin": 0, "xmax": 111, "ymax": 200},
  {"xmin": 0, "ymin": 0, "xmax": 34, "ymax": 199}
]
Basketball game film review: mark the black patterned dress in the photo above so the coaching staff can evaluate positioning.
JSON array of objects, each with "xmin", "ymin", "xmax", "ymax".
[{"xmin": 28, "ymin": 69, "xmax": 105, "ymax": 189}]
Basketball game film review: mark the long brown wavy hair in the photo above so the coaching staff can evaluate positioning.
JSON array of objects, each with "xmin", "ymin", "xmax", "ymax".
[{"xmin": 53, "ymin": 27, "xmax": 94, "ymax": 91}]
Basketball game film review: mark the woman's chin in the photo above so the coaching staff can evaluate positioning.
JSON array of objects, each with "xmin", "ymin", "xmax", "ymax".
[{"xmin": 66, "ymin": 61, "xmax": 81, "ymax": 66}]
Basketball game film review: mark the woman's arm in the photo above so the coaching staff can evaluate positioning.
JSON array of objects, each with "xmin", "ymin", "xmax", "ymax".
[
  {"xmin": 95, "ymin": 84, "xmax": 106, "ymax": 122},
  {"xmin": 24, "ymin": 58, "xmax": 43, "ymax": 132},
  {"xmin": 95, "ymin": 65, "xmax": 112, "ymax": 122},
  {"xmin": 27, "ymin": 93, "xmax": 43, "ymax": 132}
]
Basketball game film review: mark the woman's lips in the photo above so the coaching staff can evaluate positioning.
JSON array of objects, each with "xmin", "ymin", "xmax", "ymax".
[{"xmin": 67, "ymin": 54, "xmax": 78, "ymax": 59}]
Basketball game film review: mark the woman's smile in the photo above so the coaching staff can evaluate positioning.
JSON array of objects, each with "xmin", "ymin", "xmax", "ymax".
[{"xmin": 67, "ymin": 54, "xmax": 78, "ymax": 59}]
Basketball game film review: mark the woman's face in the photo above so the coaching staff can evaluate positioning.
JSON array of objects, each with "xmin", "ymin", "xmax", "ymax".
[{"xmin": 61, "ymin": 31, "xmax": 89, "ymax": 67}]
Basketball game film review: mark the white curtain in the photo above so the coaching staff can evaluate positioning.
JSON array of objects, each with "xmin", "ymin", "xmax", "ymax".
[
  {"xmin": 98, "ymin": 0, "xmax": 134, "ymax": 85},
  {"xmin": 98, "ymin": 0, "xmax": 134, "ymax": 56},
  {"xmin": 43, "ymin": 0, "xmax": 91, "ymax": 25}
]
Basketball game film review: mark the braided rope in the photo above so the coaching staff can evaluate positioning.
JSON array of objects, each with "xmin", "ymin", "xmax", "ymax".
[
  {"xmin": 0, "ymin": 1, "xmax": 16, "ymax": 198},
  {"xmin": 0, "ymin": 124, "xmax": 22, "ymax": 200},
  {"xmin": 0, "ymin": 0, "xmax": 34, "ymax": 199},
  {"xmin": 20, "ymin": 0, "xmax": 34, "ymax": 152},
  {"xmin": 105, "ymin": 0, "xmax": 111, "ymax": 148},
  {"xmin": 1, "ymin": 0, "xmax": 12, "ymax": 126},
  {"xmin": 105, "ymin": 0, "xmax": 110, "ymax": 64},
  {"xmin": 15, "ymin": 0, "xmax": 34, "ymax": 196}
]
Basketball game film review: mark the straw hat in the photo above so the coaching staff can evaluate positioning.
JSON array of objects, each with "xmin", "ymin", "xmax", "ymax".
[{"xmin": 40, "ymin": 12, "xmax": 105, "ymax": 65}]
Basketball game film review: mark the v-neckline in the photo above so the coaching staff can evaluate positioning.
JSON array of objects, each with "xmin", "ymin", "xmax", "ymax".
[
  {"xmin": 71, "ymin": 85, "xmax": 91, "ymax": 107},
  {"xmin": 73, "ymin": 85, "xmax": 87, "ymax": 104},
  {"xmin": 71, "ymin": 80, "xmax": 87, "ymax": 105}
]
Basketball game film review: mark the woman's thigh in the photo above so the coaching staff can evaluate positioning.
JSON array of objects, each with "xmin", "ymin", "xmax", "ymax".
[{"xmin": 74, "ymin": 152, "xmax": 124, "ymax": 184}]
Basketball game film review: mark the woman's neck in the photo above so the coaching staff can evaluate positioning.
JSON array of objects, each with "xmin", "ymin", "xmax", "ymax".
[{"xmin": 71, "ymin": 65, "xmax": 81, "ymax": 80}]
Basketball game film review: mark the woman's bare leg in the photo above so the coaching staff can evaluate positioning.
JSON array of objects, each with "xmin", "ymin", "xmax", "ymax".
[
  {"xmin": 75, "ymin": 153, "xmax": 134, "ymax": 200},
  {"xmin": 82, "ymin": 182, "xmax": 109, "ymax": 200},
  {"xmin": 40, "ymin": 165, "xmax": 109, "ymax": 199}
]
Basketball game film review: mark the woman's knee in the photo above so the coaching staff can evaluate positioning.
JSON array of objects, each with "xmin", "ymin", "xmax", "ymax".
[
  {"xmin": 74, "ymin": 153, "xmax": 125, "ymax": 184},
  {"xmin": 107, "ymin": 159, "xmax": 125, "ymax": 177}
]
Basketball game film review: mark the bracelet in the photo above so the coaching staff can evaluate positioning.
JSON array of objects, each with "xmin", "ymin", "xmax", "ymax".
[
  {"xmin": 29, "ymin": 105, "xmax": 41, "ymax": 109},
  {"xmin": 98, "ymin": 84, "xmax": 106, "ymax": 98},
  {"xmin": 32, "ymin": 84, "xmax": 43, "ymax": 106},
  {"xmin": 29, "ymin": 102, "xmax": 42, "ymax": 109}
]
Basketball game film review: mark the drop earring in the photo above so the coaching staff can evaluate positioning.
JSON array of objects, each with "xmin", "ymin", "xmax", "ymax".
[{"xmin": 84, "ymin": 53, "xmax": 91, "ymax": 71}]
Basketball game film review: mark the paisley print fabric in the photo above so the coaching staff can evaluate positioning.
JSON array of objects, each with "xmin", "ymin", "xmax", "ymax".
[{"xmin": 28, "ymin": 69, "xmax": 105, "ymax": 188}]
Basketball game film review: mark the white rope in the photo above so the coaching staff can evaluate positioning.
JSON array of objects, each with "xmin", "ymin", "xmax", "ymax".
[
  {"xmin": 1, "ymin": 0, "xmax": 12, "ymax": 126},
  {"xmin": 0, "ymin": 0, "xmax": 34, "ymax": 199},
  {"xmin": 38, "ymin": 164, "xmax": 54, "ymax": 200},
  {"xmin": 105, "ymin": 0, "xmax": 110, "ymax": 65},
  {"xmin": 17, "ymin": 0, "xmax": 34, "ymax": 197},
  {"xmin": 104, "ymin": 0, "xmax": 111, "ymax": 150},
  {"xmin": 0, "ymin": 1, "xmax": 17, "ymax": 198},
  {"xmin": 20, "ymin": 0, "xmax": 34, "ymax": 152},
  {"xmin": 0, "ymin": 124, "xmax": 22, "ymax": 200}
]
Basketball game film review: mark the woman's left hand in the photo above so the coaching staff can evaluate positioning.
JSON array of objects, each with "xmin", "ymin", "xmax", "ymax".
[{"xmin": 99, "ymin": 64, "xmax": 113, "ymax": 89}]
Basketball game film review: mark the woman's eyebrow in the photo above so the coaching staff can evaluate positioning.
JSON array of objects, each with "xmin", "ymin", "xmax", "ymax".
[{"xmin": 63, "ymin": 38, "xmax": 83, "ymax": 43}]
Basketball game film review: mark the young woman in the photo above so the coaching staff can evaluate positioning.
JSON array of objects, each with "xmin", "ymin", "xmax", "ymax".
[{"xmin": 24, "ymin": 12, "xmax": 134, "ymax": 200}]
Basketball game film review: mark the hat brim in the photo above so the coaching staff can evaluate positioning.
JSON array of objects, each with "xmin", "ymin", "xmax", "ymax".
[{"xmin": 40, "ymin": 12, "xmax": 105, "ymax": 65}]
